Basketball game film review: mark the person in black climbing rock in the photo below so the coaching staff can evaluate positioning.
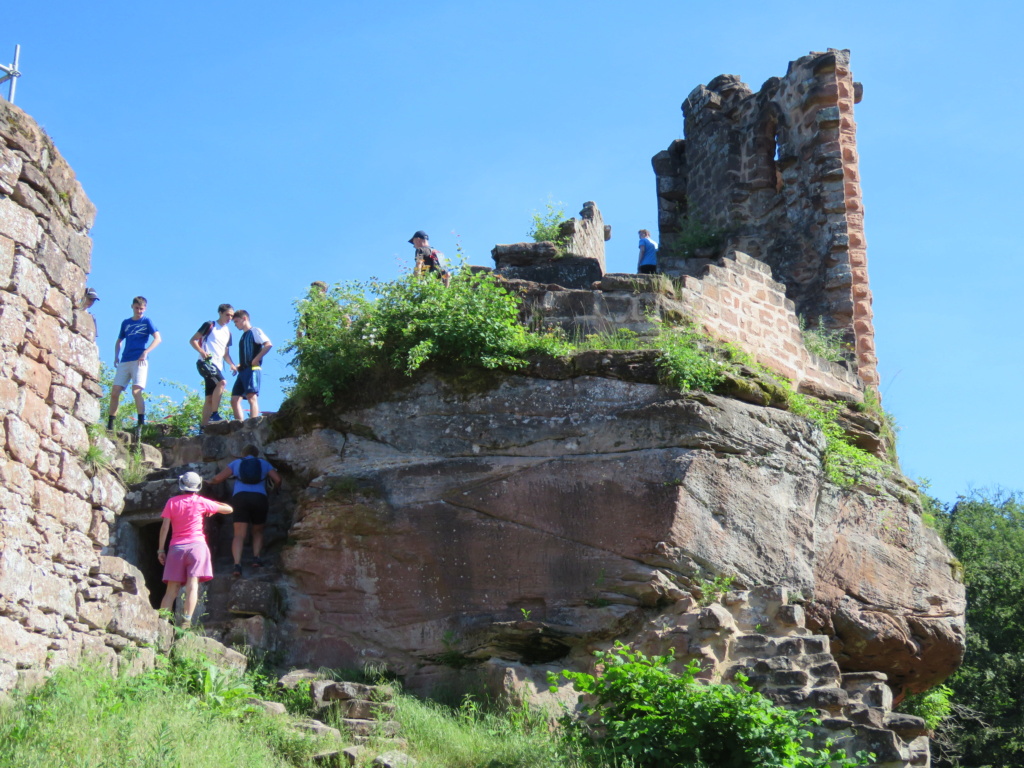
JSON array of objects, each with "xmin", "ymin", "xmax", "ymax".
[{"xmin": 210, "ymin": 445, "xmax": 282, "ymax": 578}]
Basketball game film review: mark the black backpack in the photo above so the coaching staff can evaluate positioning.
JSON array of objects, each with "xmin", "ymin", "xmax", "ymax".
[{"xmin": 237, "ymin": 456, "xmax": 263, "ymax": 485}]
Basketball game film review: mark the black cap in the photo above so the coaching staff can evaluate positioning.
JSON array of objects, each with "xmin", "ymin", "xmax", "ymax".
[{"xmin": 408, "ymin": 230, "xmax": 429, "ymax": 244}]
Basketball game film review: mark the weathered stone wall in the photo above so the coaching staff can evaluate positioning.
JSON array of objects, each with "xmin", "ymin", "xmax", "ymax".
[
  {"xmin": 503, "ymin": 250, "xmax": 864, "ymax": 401},
  {"xmin": 560, "ymin": 201, "xmax": 610, "ymax": 269},
  {"xmin": 653, "ymin": 50, "xmax": 877, "ymax": 387},
  {"xmin": 0, "ymin": 99, "xmax": 169, "ymax": 691}
]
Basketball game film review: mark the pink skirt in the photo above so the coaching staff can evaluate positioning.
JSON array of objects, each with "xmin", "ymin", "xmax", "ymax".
[{"xmin": 163, "ymin": 541, "xmax": 214, "ymax": 583}]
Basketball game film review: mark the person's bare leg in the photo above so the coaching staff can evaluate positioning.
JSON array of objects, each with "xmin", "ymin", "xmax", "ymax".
[
  {"xmin": 109, "ymin": 385, "xmax": 124, "ymax": 421},
  {"xmin": 131, "ymin": 385, "xmax": 145, "ymax": 415},
  {"xmin": 160, "ymin": 582, "xmax": 182, "ymax": 611},
  {"xmin": 211, "ymin": 380, "xmax": 225, "ymax": 421},
  {"xmin": 247, "ymin": 393, "xmax": 260, "ymax": 419},
  {"xmin": 231, "ymin": 395, "xmax": 244, "ymax": 421},
  {"xmin": 201, "ymin": 394, "xmax": 214, "ymax": 426},
  {"xmin": 252, "ymin": 524, "xmax": 265, "ymax": 559},
  {"xmin": 232, "ymin": 522, "xmax": 248, "ymax": 565},
  {"xmin": 183, "ymin": 576, "xmax": 200, "ymax": 621}
]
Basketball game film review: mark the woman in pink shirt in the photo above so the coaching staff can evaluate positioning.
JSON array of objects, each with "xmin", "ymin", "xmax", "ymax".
[{"xmin": 157, "ymin": 472, "xmax": 233, "ymax": 627}]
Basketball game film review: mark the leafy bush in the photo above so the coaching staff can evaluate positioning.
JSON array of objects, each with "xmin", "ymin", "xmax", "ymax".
[
  {"xmin": 798, "ymin": 316, "xmax": 850, "ymax": 363},
  {"xmin": 551, "ymin": 643, "xmax": 872, "ymax": 768},
  {"xmin": 674, "ymin": 214, "xmax": 727, "ymax": 257},
  {"xmin": 528, "ymin": 199, "xmax": 570, "ymax": 248},
  {"xmin": 787, "ymin": 392, "xmax": 883, "ymax": 486},
  {"xmin": 897, "ymin": 684, "xmax": 953, "ymax": 731},
  {"xmin": 287, "ymin": 267, "xmax": 558, "ymax": 405},
  {"xmin": 654, "ymin": 322, "xmax": 728, "ymax": 392}
]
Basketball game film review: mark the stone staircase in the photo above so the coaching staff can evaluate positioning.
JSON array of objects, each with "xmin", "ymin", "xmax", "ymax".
[{"xmin": 710, "ymin": 588, "xmax": 929, "ymax": 767}]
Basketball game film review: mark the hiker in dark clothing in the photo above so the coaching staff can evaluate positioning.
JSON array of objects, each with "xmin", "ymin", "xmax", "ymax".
[{"xmin": 210, "ymin": 445, "xmax": 281, "ymax": 578}]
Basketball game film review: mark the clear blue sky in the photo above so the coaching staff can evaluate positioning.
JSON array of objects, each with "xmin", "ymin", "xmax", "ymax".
[{"xmin": 5, "ymin": 1, "xmax": 1021, "ymax": 505}]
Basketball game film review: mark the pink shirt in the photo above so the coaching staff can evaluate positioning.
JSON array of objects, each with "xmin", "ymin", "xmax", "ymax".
[{"xmin": 161, "ymin": 493, "xmax": 221, "ymax": 546}]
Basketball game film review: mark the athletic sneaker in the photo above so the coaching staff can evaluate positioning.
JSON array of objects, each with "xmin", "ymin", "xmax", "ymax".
[
  {"xmin": 210, "ymin": 412, "xmax": 224, "ymax": 422},
  {"xmin": 232, "ymin": 563, "xmax": 242, "ymax": 578},
  {"xmin": 252, "ymin": 556, "xmax": 264, "ymax": 569}
]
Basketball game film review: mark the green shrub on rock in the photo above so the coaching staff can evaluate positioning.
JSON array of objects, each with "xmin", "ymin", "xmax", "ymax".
[
  {"xmin": 287, "ymin": 267, "xmax": 558, "ymax": 405},
  {"xmin": 550, "ymin": 643, "xmax": 872, "ymax": 768}
]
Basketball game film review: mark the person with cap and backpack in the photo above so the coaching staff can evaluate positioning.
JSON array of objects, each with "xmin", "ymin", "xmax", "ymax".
[
  {"xmin": 190, "ymin": 303, "xmax": 238, "ymax": 428},
  {"xmin": 409, "ymin": 230, "xmax": 450, "ymax": 286},
  {"xmin": 157, "ymin": 471, "xmax": 233, "ymax": 628},
  {"xmin": 210, "ymin": 445, "xmax": 281, "ymax": 578}
]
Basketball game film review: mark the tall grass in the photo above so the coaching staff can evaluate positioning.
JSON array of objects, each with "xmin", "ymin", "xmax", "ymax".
[
  {"xmin": 0, "ymin": 661, "xmax": 326, "ymax": 768},
  {"xmin": 381, "ymin": 692, "xmax": 623, "ymax": 768}
]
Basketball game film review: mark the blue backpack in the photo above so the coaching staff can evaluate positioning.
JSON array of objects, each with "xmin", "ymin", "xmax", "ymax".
[{"xmin": 237, "ymin": 457, "xmax": 263, "ymax": 485}]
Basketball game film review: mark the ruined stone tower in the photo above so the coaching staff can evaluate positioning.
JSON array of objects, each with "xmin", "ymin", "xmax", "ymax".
[{"xmin": 653, "ymin": 49, "xmax": 877, "ymax": 387}]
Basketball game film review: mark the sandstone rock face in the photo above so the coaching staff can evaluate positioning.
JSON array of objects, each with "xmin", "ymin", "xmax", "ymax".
[{"xmin": 263, "ymin": 371, "xmax": 963, "ymax": 694}]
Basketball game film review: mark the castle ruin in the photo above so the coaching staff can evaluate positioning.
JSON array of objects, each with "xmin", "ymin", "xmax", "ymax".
[{"xmin": 653, "ymin": 49, "xmax": 877, "ymax": 387}]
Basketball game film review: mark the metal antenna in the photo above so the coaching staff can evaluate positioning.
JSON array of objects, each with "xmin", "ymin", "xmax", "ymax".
[{"xmin": 0, "ymin": 45, "xmax": 22, "ymax": 104}]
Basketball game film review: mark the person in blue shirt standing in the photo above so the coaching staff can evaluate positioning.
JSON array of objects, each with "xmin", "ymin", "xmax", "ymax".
[
  {"xmin": 106, "ymin": 296, "xmax": 161, "ymax": 437},
  {"xmin": 210, "ymin": 444, "xmax": 281, "ymax": 578},
  {"xmin": 638, "ymin": 229, "xmax": 659, "ymax": 275}
]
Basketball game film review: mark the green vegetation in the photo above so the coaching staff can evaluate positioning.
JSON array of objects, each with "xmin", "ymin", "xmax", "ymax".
[
  {"xmin": 898, "ymin": 684, "xmax": 953, "ymax": 731},
  {"xmin": 798, "ymin": 316, "xmax": 850, "ymax": 363},
  {"xmin": 0, "ymin": 655, "xmax": 328, "ymax": 767},
  {"xmin": 391, "ymin": 693, "xmax": 588, "ymax": 768},
  {"xmin": 286, "ymin": 267, "xmax": 560, "ymax": 405},
  {"xmin": 99, "ymin": 365, "xmax": 227, "ymax": 440},
  {"xmin": 287, "ymin": 268, "xmax": 886, "ymax": 487},
  {"xmin": 528, "ymin": 199, "xmax": 570, "ymax": 251},
  {"xmin": 921, "ymin": 490, "xmax": 1024, "ymax": 766},
  {"xmin": 550, "ymin": 643, "xmax": 872, "ymax": 768},
  {"xmin": 692, "ymin": 573, "xmax": 737, "ymax": 607},
  {"xmin": 673, "ymin": 213, "xmax": 727, "ymax": 258},
  {"xmin": 787, "ymin": 392, "xmax": 883, "ymax": 486}
]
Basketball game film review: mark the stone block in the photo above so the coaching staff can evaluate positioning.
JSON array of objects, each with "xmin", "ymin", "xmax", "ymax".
[
  {"xmin": 228, "ymin": 579, "xmax": 280, "ymax": 618},
  {"xmin": 0, "ymin": 197, "xmax": 40, "ymax": 248},
  {"xmin": 698, "ymin": 603, "xmax": 736, "ymax": 631},
  {"xmin": 371, "ymin": 751, "xmax": 417, "ymax": 768},
  {"xmin": 772, "ymin": 669, "xmax": 809, "ymax": 687},
  {"xmin": 5, "ymin": 415, "xmax": 40, "ymax": 465},
  {"xmin": 808, "ymin": 686, "xmax": 848, "ymax": 712},
  {"xmin": 775, "ymin": 603, "xmax": 805, "ymax": 627},
  {"xmin": 0, "ymin": 235, "xmax": 13, "ymax": 285},
  {"xmin": 295, "ymin": 718, "xmax": 343, "ymax": 740},
  {"xmin": 12, "ymin": 255, "xmax": 48, "ymax": 308},
  {"xmin": 175, "ymin": 634, "xmax": 248, "ymax": 673}
]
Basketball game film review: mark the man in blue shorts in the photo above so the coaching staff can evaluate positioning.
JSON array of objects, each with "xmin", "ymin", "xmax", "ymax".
[
  {"xmin": 190, "ymin": 303, "xmax": 237, "ymax": 428},
  {"xmin": 210, "ymin": 445, "xmax": 282, "ymax": 578},
  {"xmin": 230, "ymin": 309, "xmax": 273, "ymax": 421},
  {"xmin": 107, "ymin": 296, "xmax": 161, "ymax": 437}
]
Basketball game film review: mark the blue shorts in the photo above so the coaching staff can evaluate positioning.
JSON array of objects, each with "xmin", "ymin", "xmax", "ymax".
[{"xmin": 232, "ymin": 368, "xmax": 261, "ymax": 397}]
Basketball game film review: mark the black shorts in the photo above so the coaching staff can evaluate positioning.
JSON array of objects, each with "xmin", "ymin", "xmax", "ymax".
[
  {"xmin": 231, "ymin": 492, "xmax": 268, "ymax": 525},
  {"xmin": 198, "ymin": 359, "xmax": 225, "ymax": 396},
  {"xmin": 639, "ymin": 264, "xmax": 658, "ymax": 275}
]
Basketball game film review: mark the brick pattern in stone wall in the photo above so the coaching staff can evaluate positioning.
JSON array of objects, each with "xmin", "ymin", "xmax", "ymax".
[
  {"xmin": 0, "ymin": 99, "xmax": 169, "ymax": 691},
  {"xmin": 512, "ymin": 250, "xmax": 862, "ymax": 400},
  {"xmin": 653, "ymin": 50, "xmax": 878, "ymax": 387}
]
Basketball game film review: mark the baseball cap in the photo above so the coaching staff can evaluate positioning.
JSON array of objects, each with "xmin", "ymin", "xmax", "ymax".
[
  {"xmin": 408, "ymin": 230, "xmax": 429, "ymax": 244},
  {"xmin": 178, "ymin": 472, "xmax": 203, "ymax": 492}
]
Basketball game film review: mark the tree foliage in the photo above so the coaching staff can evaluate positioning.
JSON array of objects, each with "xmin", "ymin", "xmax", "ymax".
[{"xmin": 933, "ymin": 490, "xmax": 1024, "ymax": 765}]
